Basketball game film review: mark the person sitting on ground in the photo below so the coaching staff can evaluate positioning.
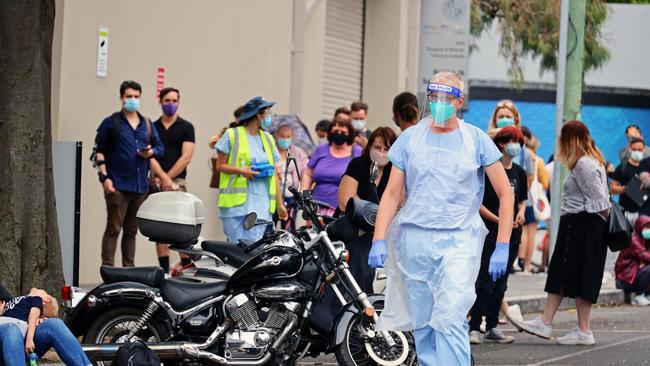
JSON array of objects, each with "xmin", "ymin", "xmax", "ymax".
[
  {"xmin": 615, "ymin": 215, "xmax": 650, "ymax": 306},
  {"xmin": 0, "ymin": 287, "xmax": 91, "ymax": 366}
]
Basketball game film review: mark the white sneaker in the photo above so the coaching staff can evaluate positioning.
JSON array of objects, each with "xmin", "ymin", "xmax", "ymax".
[
  {"xmin": 556, "ymin": 327, "xmax": 595, "ymax": 345},
  {"xmin": 510, "ymin": 316, "xmax": 553, "ymax": 339},
  {"xmin": 469, "ymin": 330, "xmax": 481, "ymax": 345},
  {"xmin": 632, "ymin": 294, "xmax": 650, "ymax": 306},
  {"xmin": 505, "ymin": 304, "xmax": 524, "ymax": 325}
]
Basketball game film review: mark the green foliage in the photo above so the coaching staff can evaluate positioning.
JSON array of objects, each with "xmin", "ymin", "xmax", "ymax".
[
  {"xmin": 471, "ymin": 0, "xmax": 611, "ymax": 85},
  {"xmin": 607, "ymin": 0, "xmax": 650, "ymax": 3}
]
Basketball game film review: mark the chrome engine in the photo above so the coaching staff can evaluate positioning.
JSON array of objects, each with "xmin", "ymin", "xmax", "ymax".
[{"xmin": 224, "ymin": 294, "xmax": 298, "ymax": 360}]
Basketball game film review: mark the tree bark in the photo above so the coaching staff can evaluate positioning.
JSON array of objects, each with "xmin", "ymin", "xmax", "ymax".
[{"xmin": 0, "ymin": 0, "xmax": 63, "ymax": 298}]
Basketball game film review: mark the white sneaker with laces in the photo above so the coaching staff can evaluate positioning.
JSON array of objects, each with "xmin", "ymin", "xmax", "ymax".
[
  {"xmin": 632, "ymin": 294, "xmax": 650, "ymax": 306},
  {"xmin": 469, "ymin": 330, "xmax": 481, "ymax": 345},
  {"xmin": 505, "ymin": 304, "xmax": 524, "ymax": 324},
  {"xmin": 556, "ymin": 327, "xmax": 595, "ymax": 345},
  {"xmin": 510, "ymin": 316, "xmax": 553, "ymax": 339}
]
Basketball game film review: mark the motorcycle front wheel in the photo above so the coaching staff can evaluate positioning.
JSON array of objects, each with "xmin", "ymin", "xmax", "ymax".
[
  {"xmin": 334, "ymin": 301, "xmax": 417, "ymax": 366},
  {"xmin": 83, "ymin": 306, "xmax": 173, "ymax": 366}
]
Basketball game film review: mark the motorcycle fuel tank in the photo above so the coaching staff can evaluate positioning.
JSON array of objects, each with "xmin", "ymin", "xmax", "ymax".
[{"xmin": 228, "ymin": 246, "xmax": 304, "ymax": 289}]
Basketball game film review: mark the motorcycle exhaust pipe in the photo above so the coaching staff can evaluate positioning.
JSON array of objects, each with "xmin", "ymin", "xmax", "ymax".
[{"xmin": 83, "ymin": 342, "xmax": 210, "ymax": 361}]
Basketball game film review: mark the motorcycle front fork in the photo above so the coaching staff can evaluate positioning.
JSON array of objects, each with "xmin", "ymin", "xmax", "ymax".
[{"xmin": 321, "ymin": 235, "xmax": 396, "ymax": 348}]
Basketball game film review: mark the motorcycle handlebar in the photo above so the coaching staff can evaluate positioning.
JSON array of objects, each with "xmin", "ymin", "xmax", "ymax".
[{"xmin": 242, "ymin": 235, "xmax": 267, "ymax": 253}]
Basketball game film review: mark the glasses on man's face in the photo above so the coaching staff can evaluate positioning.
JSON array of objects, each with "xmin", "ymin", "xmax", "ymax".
[{"xmin": 427, "ymin": 92, "xmax": 459, "ymax": 104}]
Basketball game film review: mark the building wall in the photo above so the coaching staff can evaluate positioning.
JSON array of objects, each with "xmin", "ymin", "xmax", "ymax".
[
  {"xmin": 362, "ymin": 0, "xmax": 412, "ymax": 130},
  {"xmin": 52, "ymin": 0, "xmax": 293, "ymax": 283}
]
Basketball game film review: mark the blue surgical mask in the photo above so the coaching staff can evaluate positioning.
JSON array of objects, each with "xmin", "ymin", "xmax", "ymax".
[
  {"xmin": 504, "ymin": 143, "xmax": 522, "ymax": 157},
  {"xmin": 496, "ymin": 118, "xmax": 515, "ymax": 128},
  {"xmin": 429, "ymin": 100, "xmax": 456, "ymax": 125},
  {"xmin": 351, "ymin": 119, "xmax": 367, "ymax": 131},
  {"xmin": 124, "ymin": 98, "xmax": 140, "ymax": 112},
  {"xmin": 261, "ymin": 115, "xmax": 272, "ymax": 130},
  {"xmin": 277, "ymin": 138, "xmax": 292, "ymax": 150},
  {"xmin": 642, "ymin": 229, "xmax": 650, "ymax": 240},
  {"xmin": 630, "ymin": 150, "xmax": 644, "ymax": 162}
]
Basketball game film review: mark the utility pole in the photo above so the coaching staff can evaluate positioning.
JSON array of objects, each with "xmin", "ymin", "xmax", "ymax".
[{"xmin": 550, "ymin": 0, "xmax": 588, "ymax": 253}]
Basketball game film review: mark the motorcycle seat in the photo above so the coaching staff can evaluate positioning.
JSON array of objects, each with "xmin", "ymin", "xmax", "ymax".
[
  {"xmin": 160, "ymin": 278, "xmax": 227, "ymax": 310},
  {"xmin": 100, "ymin": 265, "xmax": 164, "ymax": 287},
  {"xmin": 201, "ymin": 240, "xmax": 252, "ymax": 267}
]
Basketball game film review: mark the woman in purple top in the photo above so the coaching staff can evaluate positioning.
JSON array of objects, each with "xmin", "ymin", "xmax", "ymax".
[{"xmin": 302, "ymin": 118, "xmax": 362, "ymax": 215}]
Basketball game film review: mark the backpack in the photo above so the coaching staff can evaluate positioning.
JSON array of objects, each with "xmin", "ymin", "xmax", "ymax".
[
  {"xmin": 112, "ymin": 340, "xmax": 161, "ymax": 366},
  {"xmin": 90, "ymin": 112, "xmax": 152, "ymax": 168}
]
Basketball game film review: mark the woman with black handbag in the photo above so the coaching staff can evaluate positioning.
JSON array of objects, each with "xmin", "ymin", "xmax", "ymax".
[{"xmin": 509, "ymin": 120, "xmax": 611, "ymax": 345}]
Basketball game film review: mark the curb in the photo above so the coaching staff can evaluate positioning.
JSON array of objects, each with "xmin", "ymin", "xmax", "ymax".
[{"xmin": 506, "ymin": 289, "xmax": 625, "ymax": 314}]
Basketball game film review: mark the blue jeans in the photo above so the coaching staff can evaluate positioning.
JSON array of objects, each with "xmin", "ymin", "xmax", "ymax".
[
  {"xmin": 0, "ymin": 319, "xmax": 91, "ymax": 366},
  {"xmin": 0, "ymin": 323, "xmax": 24, "ymax": 366}
]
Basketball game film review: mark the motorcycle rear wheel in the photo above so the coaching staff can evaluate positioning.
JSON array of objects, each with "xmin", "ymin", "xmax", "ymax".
[{"xmin": 83, "ymin": 306, "xmax": 173, "ymax": 366}]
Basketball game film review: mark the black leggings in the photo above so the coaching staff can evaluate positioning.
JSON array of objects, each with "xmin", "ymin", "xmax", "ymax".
[{"xmin": 469, "ymin": 231, "xmax": 519, "ymax": 332}]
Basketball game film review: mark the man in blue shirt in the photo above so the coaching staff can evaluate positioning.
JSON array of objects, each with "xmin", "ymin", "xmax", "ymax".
[{"xmin": 94, "ymin": 80, "xmax": 165, "ymax": 267}]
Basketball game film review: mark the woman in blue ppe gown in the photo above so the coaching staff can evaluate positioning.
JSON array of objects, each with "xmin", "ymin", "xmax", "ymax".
[{"xmin": 369, "ymin": 71, "xmax": 515, "ymax": 366}]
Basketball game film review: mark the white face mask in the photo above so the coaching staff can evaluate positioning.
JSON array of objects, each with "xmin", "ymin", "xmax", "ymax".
[
  {"xmin": 351, "ymin": 119, "xmax": 367, "ymax": 131},
  {"xmin": 370, "ymin": 149, "xmax": 389, "ymax": 167}
]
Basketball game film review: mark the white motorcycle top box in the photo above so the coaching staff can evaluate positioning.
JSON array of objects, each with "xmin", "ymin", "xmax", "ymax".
[{"xmin": 137, "ymin": 191, "xmax": 205, "ymax": 247}]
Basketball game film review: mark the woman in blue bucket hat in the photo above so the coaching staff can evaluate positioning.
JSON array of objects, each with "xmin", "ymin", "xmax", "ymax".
[{"xmin": 215, "ymin": 96, "xmax": 287, "ymax": 241}]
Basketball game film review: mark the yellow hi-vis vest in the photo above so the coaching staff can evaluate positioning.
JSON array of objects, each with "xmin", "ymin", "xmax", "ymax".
[{"xmin": 218, "ymin": 126, "xmax": 277, "ymax": 213}]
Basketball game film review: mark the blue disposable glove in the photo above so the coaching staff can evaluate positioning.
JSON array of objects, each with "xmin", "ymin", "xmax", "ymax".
[
  {"xmin": 368, "ymin": 240, "xmax": 387, "ymax": 269},
  {"xmin": 488, "ymin": 242, "xmax": 509, "ymax": 282}
]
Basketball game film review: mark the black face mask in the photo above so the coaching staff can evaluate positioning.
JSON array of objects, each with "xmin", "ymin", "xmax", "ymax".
[{"xmin": 328, "ymin": 132, "xmax": 349, "ymax": 146}]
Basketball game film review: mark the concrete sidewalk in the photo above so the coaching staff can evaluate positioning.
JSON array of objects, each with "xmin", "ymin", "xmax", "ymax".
[{"xmin": 504, "ymin": 270, "xmax": 624, "ymax": 314}]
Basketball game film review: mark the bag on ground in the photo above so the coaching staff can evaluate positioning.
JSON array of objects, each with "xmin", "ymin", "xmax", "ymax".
[{"xmin": 112, "ymin": 340, "xmax": 161, "ymax": 366}]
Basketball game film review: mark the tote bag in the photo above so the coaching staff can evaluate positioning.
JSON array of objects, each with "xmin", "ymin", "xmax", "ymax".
[
  {"xmin": 607, "ymin": 198, "xmax": 632, "ymax": 252},
  {"xmin": 531, "ymin": 156, "xmax": 551, "ymax": 221}
]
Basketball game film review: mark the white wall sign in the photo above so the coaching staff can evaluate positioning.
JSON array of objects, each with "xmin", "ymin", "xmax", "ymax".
[
  {"xmin": 96, "ymin": 27, "xmax": 109, "ymax": 77},
  {"xmin": 418, "ymin": 0, "xmax": 470, "ymax": 93}
]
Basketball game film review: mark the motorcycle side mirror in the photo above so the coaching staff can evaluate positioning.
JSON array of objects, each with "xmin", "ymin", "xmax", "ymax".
[{"xmin": 243, "ymin": 212, "xmax": 258, "ymax": 230}]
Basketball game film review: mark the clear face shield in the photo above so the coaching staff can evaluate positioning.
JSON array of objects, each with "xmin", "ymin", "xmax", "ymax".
[{"xmin": 425, "ymin": 82, "xmax": 463, "ymax": 128}]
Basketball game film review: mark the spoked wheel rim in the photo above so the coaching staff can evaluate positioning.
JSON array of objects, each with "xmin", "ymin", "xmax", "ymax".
[
  {"xmin": 344, "ymin": 305, "xmax": 416, "ymax": 366},
  {"xmin": 92, "ymin": 314, "xmax": 163, "ymax": 366}
]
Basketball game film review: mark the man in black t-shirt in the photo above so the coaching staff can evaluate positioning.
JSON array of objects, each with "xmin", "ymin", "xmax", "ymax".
[
  {"xmin": 151, "ymin": 87, "xmax": 196, "ymax": 274},
  {"xmin": 611, "ymin": 137, "xmax": 644, "ymax": 213},
  {"xmin": 470, "ymin": 126, "xmax": 528, "ymax": 345}
]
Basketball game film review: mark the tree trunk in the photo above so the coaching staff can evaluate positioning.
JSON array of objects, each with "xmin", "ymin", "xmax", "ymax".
[{"xmin": 0, "ymin": 0, "xmax": 63, "ymax": 298}]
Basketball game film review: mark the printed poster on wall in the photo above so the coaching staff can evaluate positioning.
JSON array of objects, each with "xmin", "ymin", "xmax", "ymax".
[
  {"xmin": 96, "ymin": 27, "xmax": 109, "ymax": 78},
  {"xmin": 418, "ymin": 0, "xmax": 471, "ymax": 105}
]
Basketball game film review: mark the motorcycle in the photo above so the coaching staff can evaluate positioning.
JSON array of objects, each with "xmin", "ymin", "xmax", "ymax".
[{"xmin": 64, "ymin": 187, "xmax": 417, "ymax": 365}]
